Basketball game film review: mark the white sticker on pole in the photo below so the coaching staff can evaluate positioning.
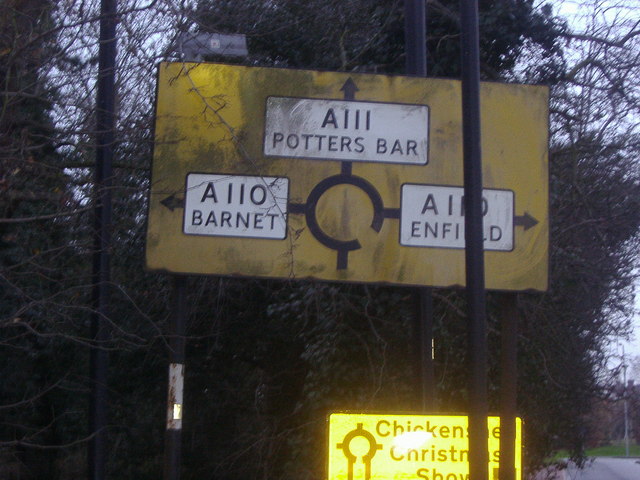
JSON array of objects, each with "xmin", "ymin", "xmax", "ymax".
[
  {"xmin": 400, "ymin": 184, "xmax": 514, "ymax": 251},
  {"xmin": 264, "ymin": 97, "xmax": 429, "ymax": 165},
  {"xmin": 167, "ymin": 363, "xmax": 184, "ymax": 430},
  {"xmin": 183, "ymin": 173, "xmax": 289, "ymax": 239}
]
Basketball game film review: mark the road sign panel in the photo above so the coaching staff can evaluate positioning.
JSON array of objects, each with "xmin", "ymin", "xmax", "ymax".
[
  {"xmin": 327, "ymin": 413, "xmax": 522, "ymax": 480},
  {"xmin": 264, "ymin": 97, "xmax": 429, "ymax": 165},
  {"xmin": 183, "ymin": 173, "xmax": 289, "ymax": 239},
  {"xmin": 146, "ymin": 62, "xmax": 548, "ymax": 290},
  {"xmin": 400, "ymin": 185, "xmax": 514, "ymax": 251}
]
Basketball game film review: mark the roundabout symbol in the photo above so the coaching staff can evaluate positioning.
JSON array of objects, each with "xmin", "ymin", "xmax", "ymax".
[
  {"xmin": 289, "ymin": 163, "xmax": 399, "ymax": 270},
  {"xmin": 336, "ymin": 423, "xmax": 382, "ymax": 480}
]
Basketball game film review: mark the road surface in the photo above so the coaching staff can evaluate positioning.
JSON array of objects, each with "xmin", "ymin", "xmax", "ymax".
[{"xmin": 539, "ymin": 457, "xmax": 640, "ymax": 480}]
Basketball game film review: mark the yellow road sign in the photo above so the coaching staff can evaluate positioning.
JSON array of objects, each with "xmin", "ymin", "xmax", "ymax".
[
  {"xmin": 327, "ymin": 413, "xmax": 522, "ymax": 480},
  {"xmin": 146, "ymin": 62, "xmax": 548, "ymax": 290}
]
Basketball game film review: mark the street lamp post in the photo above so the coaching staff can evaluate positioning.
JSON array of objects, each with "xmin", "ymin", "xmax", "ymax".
[{"xmin": 621, "ymin": 344, "xmax": 630, "ymax": 457}]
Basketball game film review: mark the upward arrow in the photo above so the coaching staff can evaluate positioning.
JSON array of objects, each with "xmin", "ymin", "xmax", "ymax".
[{"xmin": 341, "ymin": 78, "xmax": 359, "ymax": 100}]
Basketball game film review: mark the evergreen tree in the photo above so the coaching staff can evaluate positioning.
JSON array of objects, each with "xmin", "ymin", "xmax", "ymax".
[{"xmin": 0, "ymin": 1, "xmax": 91, "ymax": 477}]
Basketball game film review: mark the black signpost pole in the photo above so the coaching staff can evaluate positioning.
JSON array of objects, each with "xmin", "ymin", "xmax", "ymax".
[
  {"xmin": 460, "ymin": 1, "xmax": 489, "ymax": 479},
  {"xmin": 90, "ymin": 0, "xmax": 117, "ymax": 478},
  {"xmin": 164, "ymin": 276, "xmax": 187, "ymax": 480},
  {"xmin": 404, "ymin": 0, "xmax": 427, "ymax": 77},
  {"xmin": 413, "ymin": 290, "xmax": 436, "ymax": 409},
  {"xmin": 499, "ymin": 295, "xmax": 518, "ymax": 480},
  {"xmin": 404, "ymin": 0, "xmax": 436, "ymax": 412}
]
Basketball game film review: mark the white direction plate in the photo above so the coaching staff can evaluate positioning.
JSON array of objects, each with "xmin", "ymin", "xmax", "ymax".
[
  {"xmin": 400, "ymin": 184, "xmax": 514, "ymax": 251},
  {"xmin": 264, "ymin": 97, "xmax": 429, "ymax": 165},
  {"xmin": 183, "ymin": 173, "xmax": 289, "ymax": 239}
]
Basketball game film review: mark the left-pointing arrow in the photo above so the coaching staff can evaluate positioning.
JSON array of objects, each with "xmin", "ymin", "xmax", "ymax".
[{"xmin": 161, "ymin": 194, "xmax": 184, "ymax": 211}]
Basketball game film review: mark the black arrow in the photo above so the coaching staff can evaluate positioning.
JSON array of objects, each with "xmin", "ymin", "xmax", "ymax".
[
  {"xmin": 341, "ymin": 78, "xmax": 359, "ymax": 100},
  {"xmin": 514, "ymin": 212, "xmax": 538, "ymax": 231},
  {"xmin": 161, "ymin": 194, "xmax": 184, "ymax": 211}
]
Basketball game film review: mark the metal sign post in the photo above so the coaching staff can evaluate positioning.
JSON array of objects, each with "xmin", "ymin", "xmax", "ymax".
[
  {"xmin": 499, "ymin": 295, "xmax": 518, "ymax": 480},
  {"xmin": 90, "ymin": 0, "xmax": 117, "ymax": 478},
  {"xmin": 164, "ymin": 276, "xmax": 187, "ymax": 480},
  {"xmin": 404, "ymin": 0, "xmax": 436, "ymax": 411},
  {"xmin": 460, "ymin": 1, "xmax": 489, "ymax": 479}
]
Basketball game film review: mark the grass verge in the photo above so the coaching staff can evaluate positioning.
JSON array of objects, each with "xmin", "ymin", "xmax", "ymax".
[{"xmin": 554, "ymin": 443, "xmax": 640, "ymax": 459}]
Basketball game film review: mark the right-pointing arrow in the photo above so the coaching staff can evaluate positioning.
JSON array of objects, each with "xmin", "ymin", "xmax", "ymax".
[{"xmin": 514, "ymin": 212, "xmax": 538, "ymax": 231}]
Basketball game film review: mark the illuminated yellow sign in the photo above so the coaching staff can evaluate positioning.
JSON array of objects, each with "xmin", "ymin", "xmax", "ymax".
[
  {"xmin": 146, "ymin": 62, "xmax": 548, "ymax": 290},
  {"xmin": 327, "ymin": 413, "xmax": 522, "ymax": 480}
]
